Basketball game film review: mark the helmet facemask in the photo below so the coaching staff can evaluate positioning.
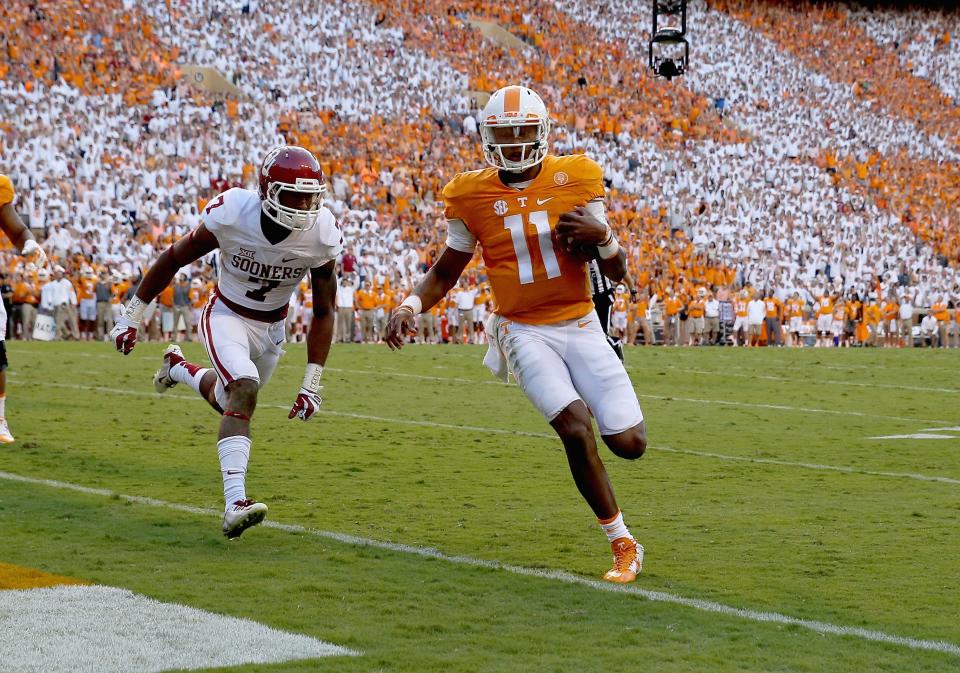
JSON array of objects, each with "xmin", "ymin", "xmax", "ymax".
[
  {"xmin": 481, "ymin": 118, "xmax": 550, "ymax": 173},
  {"xmin": 261, "ymin": 178, "xmax": 326, "ymax": 231}
]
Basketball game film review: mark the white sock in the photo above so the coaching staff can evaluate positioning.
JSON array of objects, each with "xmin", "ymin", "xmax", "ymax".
[
  {"xmin": 217, "ymin": 435, "xmax": 251, "ymax": 507},
  {"xmin": 170, "ymin": 361, "xmax": 210, "ymax": 396},
  {"xmin": 0, "ymin": 394, "xmax": 5, "ymax": 418},
  {"xmin": 598, "ymin": 510, "xmax": 633, "ymax": 543}
]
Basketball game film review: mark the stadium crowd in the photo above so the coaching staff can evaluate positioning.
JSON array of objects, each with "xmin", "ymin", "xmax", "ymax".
[{"xmin": 1, "ymin": 0, "xmax": 959, "ymax": 348}]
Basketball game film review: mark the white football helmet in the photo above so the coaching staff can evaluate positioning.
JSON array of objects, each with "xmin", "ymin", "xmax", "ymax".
[{"xmin": 480, "ymin": 85, "xmax": 551, "ymax": 173}]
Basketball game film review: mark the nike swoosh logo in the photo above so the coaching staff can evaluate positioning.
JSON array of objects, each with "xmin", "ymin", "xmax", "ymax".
[
  {"xmin": 280, "ymin": 256, "xmax": 298, "ymax": 263},
  {"xmin": 537, "ymin": 197, "xmax": 554, "ymax": 205},
  {"xmin": 578, "ymin": 320, "xmax": 592, "ymax": 328}
]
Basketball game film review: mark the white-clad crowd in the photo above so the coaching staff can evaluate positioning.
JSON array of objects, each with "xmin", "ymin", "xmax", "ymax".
[
  {"xmin": 2, "ymin": 0, "xmax": 959, "ymax": 347},
  {"xmin": 851, "ymin": 2, "xmax": 960, "ymax": 103}
]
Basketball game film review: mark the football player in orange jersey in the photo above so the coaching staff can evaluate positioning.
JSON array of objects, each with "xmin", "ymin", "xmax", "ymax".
[
  {"xmin": 386, "ymin": 86, "xmax": 646, "ymax": 583},
  {"xmin": 0, "ymin": 174, "xmax": 48, "ymax": 443}
]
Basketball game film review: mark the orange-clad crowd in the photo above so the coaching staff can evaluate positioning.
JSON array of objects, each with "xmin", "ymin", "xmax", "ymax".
[{"xmin": 1, "ymin": 0, "xmax": 958, "ymax": 348}]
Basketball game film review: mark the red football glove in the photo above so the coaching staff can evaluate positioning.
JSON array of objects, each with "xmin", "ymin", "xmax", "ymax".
[{"xmin": 288, "ymin": 388, "xmax": 322, "ymax": 421}]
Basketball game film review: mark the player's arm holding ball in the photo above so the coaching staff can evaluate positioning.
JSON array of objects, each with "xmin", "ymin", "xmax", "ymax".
[
  {"xmin": 289, "ymin": 260, "xmax": 337, "ymax": 421},
  {"xmin": 110, "ymin": 224, "xmax": 219, "ymax": 354},
  {"xmin": 556, "ymin": 200, "xmax": 627, "ymax": 282}
]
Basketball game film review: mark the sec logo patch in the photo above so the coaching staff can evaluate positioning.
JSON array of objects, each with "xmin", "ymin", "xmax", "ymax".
[{"xmin": 493, "ymin": 200, "xmax": 509, "ymax": 216}]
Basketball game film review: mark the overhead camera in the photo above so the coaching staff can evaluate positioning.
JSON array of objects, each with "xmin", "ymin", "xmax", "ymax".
[{"xmin": 649, "ymin": 0, "xmax": 689, "ymax": 81}]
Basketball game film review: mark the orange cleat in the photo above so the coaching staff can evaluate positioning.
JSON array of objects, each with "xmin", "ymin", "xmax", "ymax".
[{"xmin": 602, "ymin": 536, "xmax": 643, "ymax": 583}]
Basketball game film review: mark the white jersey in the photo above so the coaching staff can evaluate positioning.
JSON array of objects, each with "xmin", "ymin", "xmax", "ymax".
[{"xmin": 202, "ymin": 188, "xmax": 342, "ymax": 316}]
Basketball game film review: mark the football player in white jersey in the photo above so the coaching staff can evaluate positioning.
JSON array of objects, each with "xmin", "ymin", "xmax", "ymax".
[{"xmin": 110, "ymin": 146, "xmax": 343, "ymax": 538}]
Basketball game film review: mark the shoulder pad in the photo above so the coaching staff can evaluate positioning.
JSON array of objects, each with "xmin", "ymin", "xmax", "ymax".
[
  {"xmin": 0, "ymin": 174, "xmax": 14, "ymax": 207},
  {"xmin": 201, "ymin": 188, "xmax": 255, "ymax": 232},
  {"xmin": 441, "ymin": 169, "xmax": 492, "ymax": 202}
]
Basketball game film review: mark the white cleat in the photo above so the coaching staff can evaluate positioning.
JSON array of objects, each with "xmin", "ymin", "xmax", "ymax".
[
  {"xmin": 0, "ymin": 417, "xmax": 14, "ymax": 444},
  {"xmin": 153, "ymin": 344, "xmax": 184, "ymax": 393},
  {"xmin": 222, "ymin": 500, "xmax": 268, "ymax": 539}
]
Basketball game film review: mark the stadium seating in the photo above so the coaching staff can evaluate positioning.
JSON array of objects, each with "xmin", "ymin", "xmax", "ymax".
[{"xmin": 0, "ymin": 0, "xmax": 957, "ymax": 345}]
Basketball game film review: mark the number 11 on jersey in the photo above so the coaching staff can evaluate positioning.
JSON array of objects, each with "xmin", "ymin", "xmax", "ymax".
[{"xmin": 503, "ymin": 210, "xmax": 562, "ymax": 285}]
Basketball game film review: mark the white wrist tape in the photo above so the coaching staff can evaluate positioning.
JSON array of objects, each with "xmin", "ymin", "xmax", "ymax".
[
  {"xmin": 123, "ymin": 295, "xmax": 148, "ymax": 324},
  {"xmin": 597, "ymin": 229, "xmax": 620, "ymax": 260},
  {"xmin": 302, "ymin": 363, "xmax": 324, "ymax": 393},
  {"xmin": 399, "ymin": 295, "xmax": 423, "ymax": 314}
]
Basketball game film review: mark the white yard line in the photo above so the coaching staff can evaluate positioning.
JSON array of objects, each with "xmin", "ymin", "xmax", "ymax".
[
  {"xmin": 9, "ymin": 378, "xmax": 960, "ymax": 486},
  {"xmin": 0, "ymin": 468, "xmax": 957, "ymax": 658}
]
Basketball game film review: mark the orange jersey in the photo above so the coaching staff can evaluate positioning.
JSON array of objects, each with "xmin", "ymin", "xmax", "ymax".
[
  {"xmin": 734, "ymin": 299, "xmax": 748, "ymax": 317},
  {"xmin": 112, "ymin": 280, "xmax": 130, "ymax": 304},
  {"xmin": 613, "ymin": 293, "xmax": 629, "ymax": 313},
  {"xmin": 77, "ymin": 276, "xmax": 96, "ymax": 300},
  {"xmin": 883, "ymin": 302, "xmax": 899, "ymax": 320},
  {"xmin": 786, "ymin": 298, "xmax": 804, "ymax": 318},
  {"xmin": 442, "ymin": 155, "xmax": 603, "ymax": 324},
  {"xmin": 356, "ymin": 289, "xmax": 378, "ymax": 310},
  {"xmin": 931, "ymin": 302, "xmax": 949, "ymax": 321},
  {"xmin": 817, "ymin": 296, "xmax": 833, "ymax": 316},
  {"xmin": 13, "ymin": 280, "xmax": 38, "ymax": 304},
  {"xmin": 0, "ymin": 174, "xmax": 14, "ymax": 207},
  {"xmin": 846, "ymin": 300, "xmax": 862, "ymax": 321},
  {"xmin": 832, "ymin": 302, "xmax": 846, "ymax": 321},
  {"xmin": 764, "ymin": 297, "xmax": 781, "ymax": 319},
  {"xmin": 158, "ymin": 285, "xmax": 174, "ymax": 308},
  {"xmin": 664, "ymin": 296, "xmax": 683, "ymax": 316},
  {"xmin": 687, "ymin": 299, "xmax": 705, "ymax": 318},
  {"xmin": 633, "ymin": 299, "xmax": 649, "ymax": 320},
  {"xmin": 189, "ymin": 286, "xmax": 207, "ymax": 309}
]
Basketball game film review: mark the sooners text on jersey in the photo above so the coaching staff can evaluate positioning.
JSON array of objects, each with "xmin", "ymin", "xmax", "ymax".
[{"xmin": 202, "ymin": 188, "xmax": 342, "ymax": 320}]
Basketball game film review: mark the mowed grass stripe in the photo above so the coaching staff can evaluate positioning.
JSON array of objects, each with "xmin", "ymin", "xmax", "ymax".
[
  {"xmin": 10, "ymin": 354, "xmax": 957, "ymax": 426},
  {"xmin": 2, "ymin": 468, "xmax": 958, "ymax": 659},
  {"xmin": 9, "ymin": 377, "xmax": 960, "ymax": 486}
]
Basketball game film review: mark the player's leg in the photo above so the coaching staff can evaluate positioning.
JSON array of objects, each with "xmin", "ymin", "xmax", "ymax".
[
  {"xmin": 562, "ymin": 314, "xmax": 646, "ymax": 581},
  {"xmin": 0, "ymin": 339, "xmax": 12, "ymax": 443},
  {"xmin": 496, "ymin": 316, "xmax": 642, "ymax": 583},
  {"xmin": 196, "ymin": 301, "xmax": 269, "ymax": 537}
]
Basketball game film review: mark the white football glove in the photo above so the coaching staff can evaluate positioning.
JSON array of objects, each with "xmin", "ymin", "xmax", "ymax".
[
  {"xmin": 110, "ymin": 297, "xmax": 147, "ymax": 355},
  {"xmin": 288, "ymin": 387, "xmax": 323, "ymax": 421},
  {"xmin": 21, "ymin": 239, "xmax": 48, "ymax": 269},
  {"xmin": 288, "ymin": 363, "xmax": 324, "ymax": 421}
]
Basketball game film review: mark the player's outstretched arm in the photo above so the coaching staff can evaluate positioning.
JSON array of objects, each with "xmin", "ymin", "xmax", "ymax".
[
  {"xmin": 289, "ymin": 260, "xmax": 337, "ymax": 421},
  {"xmin": 385, "ymin": 246, "xmax": 474, "ymax": 351},
  {"xmin": 0, "ymin": 202, "xmax": 47, "ymax": 268},
  {"xmin": 110, "ymin": 224, "xmax": 219, "ymax": 355}
]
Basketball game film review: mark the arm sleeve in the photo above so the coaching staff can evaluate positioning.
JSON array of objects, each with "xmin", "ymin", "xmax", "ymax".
[
  {"xmin": 445, "ymin": 218, "xmax": 477, "ymax": 253},
  {"xmin": 583, "ymin": 199, "xmax": 609, "ymax": 227}
]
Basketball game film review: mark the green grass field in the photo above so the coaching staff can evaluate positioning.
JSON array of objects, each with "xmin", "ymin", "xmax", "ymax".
[{"xmin": 3, "ymin": 341, "xmax": 959, "ymax": 672}]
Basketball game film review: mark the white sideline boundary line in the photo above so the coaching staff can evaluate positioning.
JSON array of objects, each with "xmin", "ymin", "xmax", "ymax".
[
  {"xmin": 0, "ymin": 468, "xmax": 957, "ymax": 659},
  {"xmin": 9, "ymin": 349, "xmax": 956, "ymax": 424},
  {"xmin": 9, "ymin": 378, "xmax": 960, "ymax": 486}
]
